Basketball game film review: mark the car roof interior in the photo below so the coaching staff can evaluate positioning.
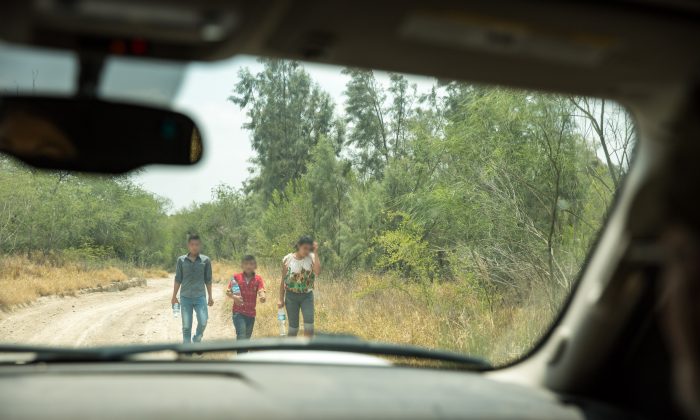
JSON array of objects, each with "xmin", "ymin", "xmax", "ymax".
[{"xmin": 2, "ymin": 0, "xmax": 699, "ymax": 417}]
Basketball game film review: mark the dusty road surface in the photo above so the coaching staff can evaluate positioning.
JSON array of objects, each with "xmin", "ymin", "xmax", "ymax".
[{"xmin": 0, "ymin": 278, "xmax": 233, "ymax": 347}]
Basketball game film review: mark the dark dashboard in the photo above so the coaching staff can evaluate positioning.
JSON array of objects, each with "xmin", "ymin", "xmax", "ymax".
[{"xmin": 0, "ymin": 354, "xmax": 631, "ymax": 419}]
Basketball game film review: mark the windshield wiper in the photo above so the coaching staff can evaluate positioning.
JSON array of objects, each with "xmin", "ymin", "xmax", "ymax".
[{"xmin": 0, "ymin": 336, "xmax": 490, "ymax": 369}]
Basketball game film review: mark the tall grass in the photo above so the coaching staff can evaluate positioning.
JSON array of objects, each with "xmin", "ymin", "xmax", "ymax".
[{"xmin": 213, "ymin": 262, "xmax": 555, "ymax": 365}]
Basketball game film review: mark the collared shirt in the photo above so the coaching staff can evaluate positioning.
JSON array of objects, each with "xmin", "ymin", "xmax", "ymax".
[
  {"xmin": 228, "ymin": 272, "xmax": 265, "ymax": 317},
  {"xmin": 175, "ymin": 254, "xmax": 212, "ymax": 298}
]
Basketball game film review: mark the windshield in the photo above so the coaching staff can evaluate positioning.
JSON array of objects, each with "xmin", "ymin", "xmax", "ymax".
[{"xmin": 0, "ymin": 46, "xmax": 636, "ymax": 366}]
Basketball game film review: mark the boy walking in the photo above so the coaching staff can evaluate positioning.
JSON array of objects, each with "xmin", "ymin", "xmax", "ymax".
[
  {"xmin": 226, "ymin": 255, "xmax": 266, "ymax": 352},
  {"xmin": 171, "ymin": 234, "xmax": 213, "ymax": 344}
]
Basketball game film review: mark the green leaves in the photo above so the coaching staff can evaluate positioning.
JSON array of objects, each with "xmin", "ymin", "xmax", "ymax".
[
  {"xmin": 0, "ymin": 161, "xmax": 167, "ymax": 266},
  {"xmin": 229, "ymin": 58, "xmax": 340, "ymax": 200},
  {"xmin": 342, "ymin": 69, "xmax": 415, "ymax": 179},
  {"xmin": 373, "ymin": 211, "xmax": 436, "ymax": 280}
]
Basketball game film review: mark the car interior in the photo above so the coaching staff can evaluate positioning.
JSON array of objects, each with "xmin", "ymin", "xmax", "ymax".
[{"xmin": 1, "ymin": 0, "xmax": 700, "ymax": 419}]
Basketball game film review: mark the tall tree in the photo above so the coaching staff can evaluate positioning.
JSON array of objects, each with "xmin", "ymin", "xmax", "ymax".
[
  {"xmin": 569, "ymin": 97, "xmax": 636, "ymax": 191},
  {"xmin": 229, "ymin": 59, "xmax": 337, "ymax": 199},
  {"xmin": 342, "ymin": 69, "xmax": 414, "ymax": 179},
  {"xmin": 306, "ymin": 137, "xmax": 351, "ymax": 264}
]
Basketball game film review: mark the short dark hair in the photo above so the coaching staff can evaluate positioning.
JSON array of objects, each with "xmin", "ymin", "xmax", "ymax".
[
  {"xmin": 187, "ymin": 233, "xmax": 200, "ymax": 242},
  {"xmin": 242, "ymin": 255, "xmax": 256, "ymax": 263},
  {"xmin": 295, "ymin": 235, "xmax": 314, "ymax": 249}
]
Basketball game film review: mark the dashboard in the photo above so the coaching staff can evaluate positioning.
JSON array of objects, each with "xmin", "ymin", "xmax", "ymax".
[{"xmin": 0, "ymin": 351, "xmax": 631, "ymax": 419}]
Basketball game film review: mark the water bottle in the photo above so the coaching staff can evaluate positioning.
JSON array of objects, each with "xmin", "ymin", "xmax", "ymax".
[
  {"xmin": 172, "ymin": 303, "xmax": 180, "ymax": 318},
  {"xmin": 277, "ymin": 308, "xmax": 287, "ymax": 337},
  {"xmin": 231, "ymin": 278, "xmax": 241, "ymax": 299}
]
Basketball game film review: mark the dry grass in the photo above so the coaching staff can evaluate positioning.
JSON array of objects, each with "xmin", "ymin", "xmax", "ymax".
[
  {"xmin": 212, "ymin": 261, "xmax": 236, "ymax": 283},
  {"xmin": 0, "ymin": 255, "xmax": 129, "ymax": 307},
  {"xmin": 132, "ymin": 267, "xmax": 169, "ymax": 279},
  {"xmin": 213, "ymin": 261, "xmax": 554, "ymax": 365}
]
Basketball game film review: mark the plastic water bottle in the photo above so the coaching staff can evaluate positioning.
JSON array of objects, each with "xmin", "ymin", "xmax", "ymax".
[
  {"xmin": 172, "ymin": 303, "xmax": 180, "ymax": 318},
  {"xmin": 277, "ymin": 308, "xmax": 287, "ymax": 337},
  {"xmin": 231, "ymin": 278, "xmax": 241, "ymax": 299}
]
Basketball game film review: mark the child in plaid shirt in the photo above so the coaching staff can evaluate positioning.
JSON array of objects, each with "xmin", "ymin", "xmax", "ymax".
[{"xmin": 226, "ymin": 255, "xmax": 266, "ymax": 352}]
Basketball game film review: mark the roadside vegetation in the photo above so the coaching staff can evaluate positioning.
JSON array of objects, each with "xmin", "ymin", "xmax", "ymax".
[
  {"xmin": 212, "ymin": 262, "xmax": 548, "ymax": 365},
  {"xmin": 0, "ymin": 59, "xmax": 634, "ymax": 362}
]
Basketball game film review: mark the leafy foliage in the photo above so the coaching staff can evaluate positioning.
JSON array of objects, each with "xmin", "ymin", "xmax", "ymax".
[
  {"xmin": 0, "ymin": 59, "xmax": 634, "ymax": 321},
  {"xmin": 229, "ymin": 59, "xmax": 341, "ymax": 199},
  {"xmin": 0, "ymin": 160, "xmax": 167, "ymax": 266}
]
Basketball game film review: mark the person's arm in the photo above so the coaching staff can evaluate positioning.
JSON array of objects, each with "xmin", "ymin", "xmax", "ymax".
[
  {"xmin": 258, "ymin": 277, "xmax": 267, "ymax": 303},
  {"xmin": 225, "ymin": 279, "xmax": 233, "ymax": 299},
  {"xmin": 172, "ymin": 258, "xmax": 182, "ymax": 305},
  {"xmin": 205, "ymin": 259, "xmax": 214, "ymax": 306},
  {"xmin": 171, "ymin": 282, "xmax": 181, "ymax": 305},
  {"xmin": 312, "ymin": 242, "xmax": 321, "ymax": 276},
  {"xmin": 231, "ymin": 275, "xmax": 244, "ymax": 306},
  {"xmin": 278, "ymin": 261, "xmax": 287, "ymax": 309},
  {"xmin": 206, "ymin": 283, "xmax": 214, "ymax": 306}
]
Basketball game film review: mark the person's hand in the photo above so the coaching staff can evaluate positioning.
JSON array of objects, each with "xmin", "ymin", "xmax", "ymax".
[
  {"xmin": 233, "ymin": 295, "xmax": 244, "ymax": 306},
  {"xmin": 208, "ymin": 297, "xmax": 214, "ymax": 307},
  {"xmin": 312, "ymin": 241, "xmax": 319, "ymax": 253},
  {"xmin": 171, "ymin": 296, "xmax": 179, "ymax": 305},
  {"xmin": 277, "ymin": 300, "xmax": 284, "ymax": 309},
  {"xmin": 259, "ymin": 293, "xmax": 267, "ymax": 303}
]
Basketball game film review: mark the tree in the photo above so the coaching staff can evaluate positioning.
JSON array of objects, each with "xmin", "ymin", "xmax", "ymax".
[
  {"xmin": 229, "ymin": 59, "xmax": 339, "ymax": 199},
  {"xmin": 306, "ymin": 137, "xmax": 352, "ymax": 266},
  {"xmin": 569, "ymin": 97, "xmax": 636, "ymax": 190},
  {"xmin": 342, "ymin": 69, "xmax": 414, "ymax": 179}
]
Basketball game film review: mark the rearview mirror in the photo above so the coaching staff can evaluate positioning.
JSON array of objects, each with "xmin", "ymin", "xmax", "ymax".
[{"xmin": 0, "ymin": 96, "xmax": 203, "ymax": 173}]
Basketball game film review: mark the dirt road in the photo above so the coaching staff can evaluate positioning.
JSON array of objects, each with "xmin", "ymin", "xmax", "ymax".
[{"xmin": 0, "ymin": 278, "xmax": 233, "ymax": 347}]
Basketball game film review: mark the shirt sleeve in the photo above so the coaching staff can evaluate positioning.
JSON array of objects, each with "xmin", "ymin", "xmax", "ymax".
[
  {"xmin": 204, "ymin": 259, "xmax": 212, "ymax": 284},
  {"xmin": 174, "ymin": 258, "xmax": 183, "ymax": 283},
  {"xmin": 258, "ymin": 276, "xmax": 265, "ymax": 290}
]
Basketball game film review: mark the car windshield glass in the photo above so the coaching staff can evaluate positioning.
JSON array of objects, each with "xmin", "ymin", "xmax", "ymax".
[{"xmin": 0, "ymin": 47, "xmax": 636, "ymax": 366}]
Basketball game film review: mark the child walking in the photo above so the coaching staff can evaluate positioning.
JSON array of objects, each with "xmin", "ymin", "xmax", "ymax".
[{"xmin": 226, "ymin": 255, "xmax": 266, "ymax": 353}]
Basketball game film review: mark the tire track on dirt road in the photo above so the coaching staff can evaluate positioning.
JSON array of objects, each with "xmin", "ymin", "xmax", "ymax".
[{"xmin": 0, "ymin": 278, "xmax": 233, "ymax": 347}]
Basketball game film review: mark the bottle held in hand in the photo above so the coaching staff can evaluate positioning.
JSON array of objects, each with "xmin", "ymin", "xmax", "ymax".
[
  {"xmin": 231, "ymin": 278, "xmax": 241, "ymax": 299},
  {"xmin": 277, "ymin": 308, "xmax": 287, "ymax": 337},
  {"xmin": 172, "ymin": 303, "xmax": 180, "ymax": 318}
]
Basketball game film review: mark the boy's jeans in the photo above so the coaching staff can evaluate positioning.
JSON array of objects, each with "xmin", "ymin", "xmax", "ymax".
[
  {"xmin": 232, "ymin": 313, "xmax": 256, "ymax": 354},
  {"xmin": 181, "ymin": 295, "xmax": 208, "ymax": 344}
]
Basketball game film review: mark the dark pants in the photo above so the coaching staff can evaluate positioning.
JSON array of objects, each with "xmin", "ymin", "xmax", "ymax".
[
  {"xmin": 232, "ymin": 313, "xmax": 256, "ymax": 354},
  {"xmin": 285, "ymin": 291, "xmax": 314, "ymax": 336}
]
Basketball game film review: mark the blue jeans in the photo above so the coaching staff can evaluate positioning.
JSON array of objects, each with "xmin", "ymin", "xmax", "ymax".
[
  {"xmin": 232, "ymin": 313, "xmax": 256, "ymax": 354},
  {"xmin": 180, "ymin": 295, "xmax": 208, "ymax": 344}
]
